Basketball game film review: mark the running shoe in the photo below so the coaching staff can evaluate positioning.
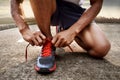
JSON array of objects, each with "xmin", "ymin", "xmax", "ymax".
[{"xmin": 34, "ymin": 39, "xmax": 56, "ymax": 73}]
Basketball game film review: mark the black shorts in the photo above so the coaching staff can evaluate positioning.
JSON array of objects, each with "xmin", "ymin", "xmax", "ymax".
[{"xmin": 51, "ymin": 0, "xmax": 86, "ymax": 30}]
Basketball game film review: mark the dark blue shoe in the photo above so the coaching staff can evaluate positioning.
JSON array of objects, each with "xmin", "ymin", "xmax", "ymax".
[{"xmin": 34, "ymin": 39, "xmax": 56, "ymax": 73}]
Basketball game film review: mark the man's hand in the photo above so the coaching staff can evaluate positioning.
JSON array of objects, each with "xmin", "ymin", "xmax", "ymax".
[
  {"xmin": 21, "ymin": 29, "xmax": 46, "ymax": 46},
  {"xmin": 11, "ymin": 0, "xmax": 47, "ymax": 46},
  {"xmin": 52, "ymin": 29, "xmax": 76, "ymax": 47}
]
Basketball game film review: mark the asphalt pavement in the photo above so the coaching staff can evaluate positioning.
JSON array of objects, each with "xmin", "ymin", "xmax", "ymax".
[{"xmin": 0, "ymin": 23, "xmax": 120, "ymax": 80}]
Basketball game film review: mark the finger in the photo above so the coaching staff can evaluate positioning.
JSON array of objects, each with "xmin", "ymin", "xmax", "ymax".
[
  {"xmin": 32, "ymin": 38, "xmax": 39, "ymax": 46},
  {"xmin": 36, "ymin": 36, "xmax": 43, "ymax": 46},
  {"xmin": 39, "ymin": 33, "xmax": 46, "ymax": 40},
  {"xmin": 39, "ymin": 33, "xmax": 46, "ymax": 44},
  {"xmin": 52, "ymin": 36, "xmax": 58, "ymax": 45},
  {"xmin": 64, "ymin": 41, "xmax": 71, "ymax": 47},
  {"xmin": 59, "ymin": 41, "xmax": 66, "ymax": 47},
  {"xmin": 34, "ymin": 31, "xmax": 46, "ymax": 40},
  {"xmin": 54, "ymin": 38, "xmax": 62, "ymax": 47},
  {"xmin": 29, "ymin": 41, "xmax": 34, "ymax": 46},
  {"xmin": 39, "ymin": 35, "xmax": 45, "ymax": 44}
]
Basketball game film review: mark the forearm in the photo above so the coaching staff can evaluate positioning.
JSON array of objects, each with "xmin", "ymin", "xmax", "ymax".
[
  {"xmin": 11, "ymin": 0, "xmax": 29, "ymax": 33},
  {"xmin": 69, "ymin": 0, "xmax": 103, "ymax": 34}
]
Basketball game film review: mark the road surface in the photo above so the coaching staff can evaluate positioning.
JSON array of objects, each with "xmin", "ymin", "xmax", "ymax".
[{"xmin": 0, "ymin": 23, "xmax": 120, "ymax": 80}]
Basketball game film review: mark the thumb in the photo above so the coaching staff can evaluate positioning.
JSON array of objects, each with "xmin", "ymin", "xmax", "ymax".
[{"xmin": 51, "ymin": 36, "xmax": 58, "ymax": 45}]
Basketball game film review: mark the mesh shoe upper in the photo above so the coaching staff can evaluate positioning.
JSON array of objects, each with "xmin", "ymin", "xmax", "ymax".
[{"xmin": 36, "ymin": 38, "xmax": 56, "ymax": 70}]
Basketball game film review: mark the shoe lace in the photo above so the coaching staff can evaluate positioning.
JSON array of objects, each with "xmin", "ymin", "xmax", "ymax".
[
  {"xmin": 25, "ymin": 39, "xmax": 52, "ymax": 62},
  {"xmin": 41, "ymin": 40, "xmax": 52, "ymax": 57},
  {"xmin": 25, "ymin": 43, "xmax": 30, "ymax": 62},
  {"xmin": 25, "ymin": 42, "xmax": 73, "ymax": 62}
]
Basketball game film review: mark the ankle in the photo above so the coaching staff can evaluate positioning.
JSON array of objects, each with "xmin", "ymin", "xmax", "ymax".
[{"xmin": 45, "ymin": 36, "xmax": 52, "ymax": 40}]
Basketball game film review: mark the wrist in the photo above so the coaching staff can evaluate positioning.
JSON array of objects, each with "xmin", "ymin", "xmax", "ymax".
[
  {"xmin": 67, "ymin": 28, "xmax": 79, "ymax": 37},
  {"xmin": 19, "ymin": 24, "xmax": 30, "ymax": 34},
  {"xmin": 68, "ymin": 26, "xmax": 80, "ymax": 36}
]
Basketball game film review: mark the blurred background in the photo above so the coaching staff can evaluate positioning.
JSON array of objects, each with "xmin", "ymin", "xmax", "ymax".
[{"xmin": 0, "ymin": 0, "xmax": 120, "ymax": 25}]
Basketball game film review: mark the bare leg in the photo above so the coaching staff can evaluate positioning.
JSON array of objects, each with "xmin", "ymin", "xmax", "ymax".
[
  {"xmin": 75, "ymin": 22, "xmax": 111, "ymax": 58},
  {"xmin": 30, "ymin": 0, "xmax": 56, "ymax": 39}
]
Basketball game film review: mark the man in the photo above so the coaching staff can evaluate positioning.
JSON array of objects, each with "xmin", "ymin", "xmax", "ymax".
[{"xmin": 11, "ymin": 0, "xmax": 111, "ymax": 73}]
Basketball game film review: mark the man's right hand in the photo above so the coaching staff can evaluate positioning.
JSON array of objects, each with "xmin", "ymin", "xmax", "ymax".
[
  {"xmin": 11, "ymin": 0, "xmax": 46, "ymax": 46},
  {"xmin": 21, "ymin": 29, "xmax": 46, "ymax": 46}
]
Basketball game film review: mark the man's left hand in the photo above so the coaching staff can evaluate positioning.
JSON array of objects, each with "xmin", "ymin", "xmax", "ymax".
[{"xmin": 52, "ymin": 29, "xmax": 76, "ymax": 47}]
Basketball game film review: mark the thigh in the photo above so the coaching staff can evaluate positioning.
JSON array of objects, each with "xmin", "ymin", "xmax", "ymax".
[
  {"xmin": 30, "ymin": 0, "xmax": 56, "ymax": 24},
  {"xmin": 76, "ymin": 22, "xmax": 109, "ymax": 51}
]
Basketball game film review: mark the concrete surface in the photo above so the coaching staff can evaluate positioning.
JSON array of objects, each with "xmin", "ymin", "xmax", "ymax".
[{"xmin": 0, "ymin": 23, "xmax": 120, "ymax": 80}]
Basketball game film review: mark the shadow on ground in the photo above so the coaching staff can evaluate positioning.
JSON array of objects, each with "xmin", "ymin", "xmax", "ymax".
[{"xmin": 0, "ymin": 51, "xmax": 120, "ymax": 80}]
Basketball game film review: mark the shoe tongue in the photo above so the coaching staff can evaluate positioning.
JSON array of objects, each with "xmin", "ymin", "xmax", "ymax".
[
  {"xmin": 41, "ymin": 38, "xmax": 52, "ymax": 57},
  {"xmin": 43, "ymin": 38, "xmax": 52, "ymax": 46},
  {"xmin": 44, "ymin": 38, "xmax": 51, "ymax": 46}
]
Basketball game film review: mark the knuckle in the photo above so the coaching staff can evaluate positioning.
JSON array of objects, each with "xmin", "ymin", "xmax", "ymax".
[
  {"xmin": 39, "ymin": 40, "xmax": 42, "ymax": 43},
  {"xmin": 55, "ymin": 44, "xmax": 58, "ymax": 47},
  {"xmin": 59, "ymin": 36, "xmax": 64, "ymax": 40},
  {"xmin": 35, "ymin": 42, "xmax": 39, "ymax": 46},
  {"xmin": 66, "ymin": 41, "xmax": 69, "ymax": 45},
  {"xmin": 34, "ymin": 32, "xmax": 40, "ymax": 36},
  {"xmin": 38, "ymin": 40, "xmax": 42, "ymax": 44},
  {"xmin": 64, "ymin": 40, "xmax": 67, "ymax": 43},
  {"xmin": 57, "ymin": 35, "xmax": 60, "ymax": 38},
  {"xmin": 26, "ymin": 37, "xmax": 31, "ymax": 41},
  {"xmin": 36, "ymin": 44, "xmax": 39, "ymax": 46},
  {"xmin": 61, "ymin": 37, "xmax": 64, "ymax": 40},
  {"xmin": 33, "ymin": 32, "xmax": 36, "ymax": 35}
]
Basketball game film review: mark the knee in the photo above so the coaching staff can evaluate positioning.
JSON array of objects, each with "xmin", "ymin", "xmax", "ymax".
[{"xmin": 89, "ymin": 41, "xmax": 111, "ymax": 58}]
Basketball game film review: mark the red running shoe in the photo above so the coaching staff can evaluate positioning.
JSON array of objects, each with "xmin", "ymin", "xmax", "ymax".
[{"xmin": 34, "ymin": 39, "xmax": 56, "ymax": 73}]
